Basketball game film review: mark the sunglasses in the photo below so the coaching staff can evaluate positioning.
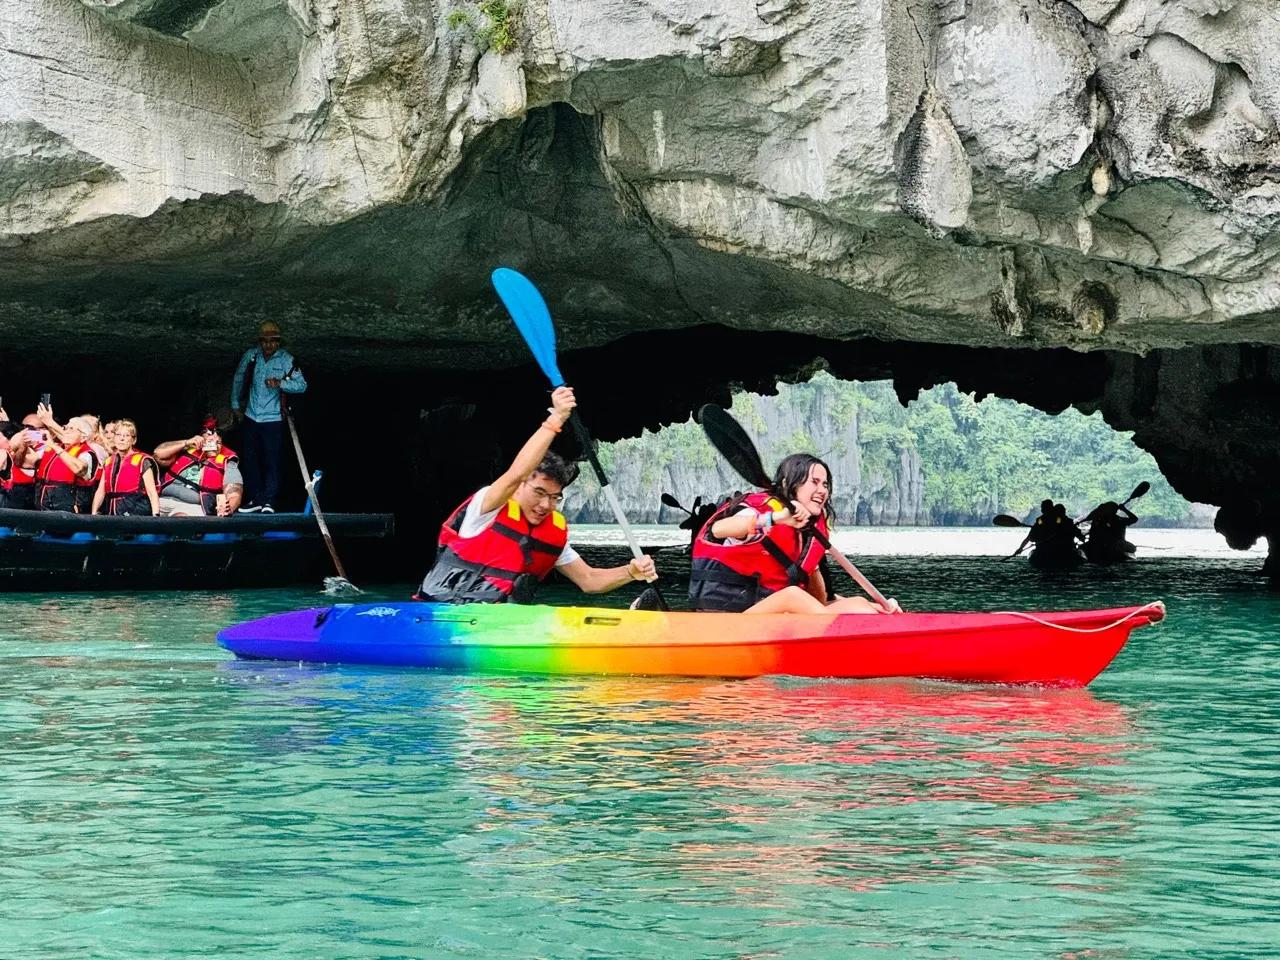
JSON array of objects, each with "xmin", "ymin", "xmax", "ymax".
[{"xmin": 259, "ymin": 336, "xmax": 281, "ymax": 343}]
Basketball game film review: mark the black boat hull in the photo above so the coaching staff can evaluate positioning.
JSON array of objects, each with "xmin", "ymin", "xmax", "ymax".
[{"xmin": 0, "ymin": 509, "xmax": 393, "ymax": 590}]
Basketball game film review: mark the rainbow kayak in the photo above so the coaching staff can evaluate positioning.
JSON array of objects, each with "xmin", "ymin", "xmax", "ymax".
[{"xmin": 217, "ymin": 600, "xmax": 1164, "ymax": 687}]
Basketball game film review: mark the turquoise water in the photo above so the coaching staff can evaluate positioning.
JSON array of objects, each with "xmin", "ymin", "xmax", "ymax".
[{"xmin": 2, "ymin": 553, "xmax": 1277, "ymax": 958}]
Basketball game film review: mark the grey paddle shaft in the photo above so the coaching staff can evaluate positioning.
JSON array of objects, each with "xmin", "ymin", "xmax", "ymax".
[
  {"xmin": 823, "ymin": 544, "xmax": 890, "ymax": 609},
  {"xmin": 282, "ymin": 403, "xmax": 352, "ymax": 584},
  {"xmin": 603, "ymin": 485, "xmax": 645, "ymax": 561},
  {"xmin": 574, "ymin": 413, "xmax": 655, "ymax": 583}
]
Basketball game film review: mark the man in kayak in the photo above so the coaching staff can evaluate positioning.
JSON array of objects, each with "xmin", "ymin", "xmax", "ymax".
[
  {"xmin": 1082, "ymin": 500, "xmax": 1138, "ymax": 563},
  {"xmin": 689, "ymin": 453, "xmax": 894, "ymax": 614},
  {"xmin": 415, "ymin": 386, "xmax": 656, "ymax": 604},
  {"xmin": 1030, "ymin": 502, "xmax": 1086, "ymax": 567},
  {"xmin": 1012, "ymin": 499, "xmax": 1056, "ymax": 556}
]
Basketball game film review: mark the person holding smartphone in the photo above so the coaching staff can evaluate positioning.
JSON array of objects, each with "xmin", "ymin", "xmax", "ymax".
[
  {"xmin": 0, "ymin": 416, "xmax": 19, "ymax": 510},
  {"xmin": 153, "ymin": 419, "xmax": 244, "ymax": 517},
  {"xmin": 33, "ymin": 414, "xmax": 98, "ymax": 512},
  {"xmin": 3, "ymin": 413, "xmax": 48, "ymax": 510}
]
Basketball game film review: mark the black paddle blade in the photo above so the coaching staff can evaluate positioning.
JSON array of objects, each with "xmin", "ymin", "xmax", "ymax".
[
  {"xmin": 629, "ymin": 586, "xmax": 669, "ymax": 611},
  {"xmin": 992, "ymin": 515, "xmax": 1029, "ymax": 527},
  {"xmin": 661, "ymin": 492, "xmax": 689, "ymax": 513},
  {"xmin": 698, "ymin": 404, "xmax": 771, "ymax": 488},
  {"xmin": 691, "ymin": 496, "xmax": 702, "ymax": 513},
  {"xmin": 1127, "ymin": 481, "xmax": 1151, "ymax": 502}
]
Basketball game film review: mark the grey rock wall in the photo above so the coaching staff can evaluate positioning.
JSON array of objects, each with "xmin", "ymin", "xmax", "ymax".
[{"xmin": 567, "ymin": 380, "xmax": 927, "ymax": 525}]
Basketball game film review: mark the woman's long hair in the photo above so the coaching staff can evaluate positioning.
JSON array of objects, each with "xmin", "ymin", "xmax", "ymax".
[{"xmin": 771, "ymin": 453, "xmax": 835, "ymax": 525}]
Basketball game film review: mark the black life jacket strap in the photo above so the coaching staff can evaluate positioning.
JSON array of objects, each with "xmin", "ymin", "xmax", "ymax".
[
  {"xmin": 688, "ymin": 565, "xmax": 761, "ymax": 588},
  {"xmin": 491, "ymin": 520, "xmax": 563, "ymax": 556},
  {"xmin": 432, "ymin": 547, "xmax": 526, "ymax": 583},
  {"xmin": 759, "ymin": 535, "xmax": 809, "ymax": 586}
]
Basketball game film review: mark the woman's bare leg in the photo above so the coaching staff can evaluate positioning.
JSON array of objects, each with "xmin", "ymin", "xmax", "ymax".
[
  {"xmin": 743, "ymin": 585, "xmax": 827, "ymax": 614},
  {"xmin": 824, "ymin": 595, "xmax": 884, "ymax": 614}
]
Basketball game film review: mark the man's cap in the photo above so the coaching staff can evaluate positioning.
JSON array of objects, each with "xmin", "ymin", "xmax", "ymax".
[{"xmin": 202, "ymin": 415, "xmax": 219, "ymax": 432}]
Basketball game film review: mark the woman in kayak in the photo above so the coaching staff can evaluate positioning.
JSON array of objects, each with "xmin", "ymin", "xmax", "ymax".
[{"xmin": 689, "ymin": 454, "xmax": 892, "ymax": 614}]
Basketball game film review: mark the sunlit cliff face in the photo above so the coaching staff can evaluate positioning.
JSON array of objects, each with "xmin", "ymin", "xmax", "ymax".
[{"xmin": 6, "ymin": 1, "xmax": 1280, "ymax": 560}]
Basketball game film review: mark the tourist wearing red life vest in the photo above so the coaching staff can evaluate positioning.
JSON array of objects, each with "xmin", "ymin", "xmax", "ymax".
[
  {"xmin": 153, "ymin": 419, "xmax": 244, "ymax": 517},
  {"xmin": 91, "ymin": 419, "xmax": 160, "ymax": 516},
  {"xmin": 690, "ymin": 453, "xmax": 894, "ymax": 614},
  {"xmin": 32, "ymin": 413, "xmax": 99, "ymax": 512},
  {"xmin": 3, "ymin": 413, "xmax": 49, "ymax": 511},
  {"xmin": 0, "ymin": 413, "xmax": 18, "ymax": 510},
  {"xmin": 417, "ymin": 386, "xmax": 657, "ymax": 604}
]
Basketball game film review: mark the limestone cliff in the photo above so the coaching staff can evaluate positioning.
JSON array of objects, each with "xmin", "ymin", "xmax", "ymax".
[
  {"xmin": 5, "ymin": 0, "xmax": 1280, "ymax": 553},
  {"xmin": 568, "ymin": 380, "xmax": 927, "ymax": 525}
]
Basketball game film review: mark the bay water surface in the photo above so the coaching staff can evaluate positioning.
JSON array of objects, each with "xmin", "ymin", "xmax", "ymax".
[{"xmin": 1, "ymin": 530, "xmax": 1277, "ymax": 958}]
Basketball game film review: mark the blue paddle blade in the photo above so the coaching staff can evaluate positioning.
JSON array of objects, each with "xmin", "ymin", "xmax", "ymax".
[{"xmin": 492, "ymin": 267, "xmax": 564, "ymax": 387}]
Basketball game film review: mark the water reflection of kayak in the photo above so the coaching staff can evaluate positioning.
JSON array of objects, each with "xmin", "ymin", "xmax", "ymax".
[{"xmin": 218, "ymin": 601, "xmax": 1165, "ymax": 687}]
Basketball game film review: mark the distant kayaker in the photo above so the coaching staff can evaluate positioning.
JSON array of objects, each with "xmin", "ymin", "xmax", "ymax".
[
  {"xmin": 1082, "ymin": 500, "xmax": 1138, "ymax": 563},
  {"xmin": 415, "ymin": 386, "xmax": 657, "ymax": 604},
  {"xmin": 153, "ymin": 419, "xmax": 244, "ymax": 517},
  {"xmin": 1013, "ymin": 499, "xmax": 1056, "ymax": 555},
  {"xmin": 92, "ymin": 420, "xmax": 160, "ymax": 517},
  {"xmin": 688, "ymin": 453, "xmax": 893, "ymax": 615}
]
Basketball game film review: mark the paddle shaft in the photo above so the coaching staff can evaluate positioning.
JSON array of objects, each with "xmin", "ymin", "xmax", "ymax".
[
  {"xmin": 808, "ymin": 526, "xmax": 891, "ymax": 609},
  {"xmin": 569, "ymin": 412, "xmax": 653, "ymax": 573},
  {"xmin": 281, "ymin": 399, "xmax": 352, "ymax": 583}
]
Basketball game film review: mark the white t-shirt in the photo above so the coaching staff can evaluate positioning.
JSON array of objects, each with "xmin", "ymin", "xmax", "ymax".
[
  {"xmin": 459, "ymin": 486, "xmax": 580, "ymax": 567},
  {"xmin": 719, "ymin": 504, "xmax": 771, "ymax": 547}
]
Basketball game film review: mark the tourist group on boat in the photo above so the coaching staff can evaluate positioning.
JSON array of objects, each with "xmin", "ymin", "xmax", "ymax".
[{"xmin": 0, "ymin": 321, "xmax": 305, "ymax": 519}]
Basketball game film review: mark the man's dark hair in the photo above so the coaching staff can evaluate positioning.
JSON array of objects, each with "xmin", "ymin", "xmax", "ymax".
[
  {"xmin": 532, "ymin": 451, "xmax": 579, "ymax": 488},
  {"xmin": 0, "ymin": 421, "xmax": 20, "ymax": 440}
]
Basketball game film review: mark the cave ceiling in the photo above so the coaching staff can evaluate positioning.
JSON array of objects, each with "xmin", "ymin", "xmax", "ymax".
[{"xmin": 4, "ymin": 0, "xmax": 1280, "ymax": 524}]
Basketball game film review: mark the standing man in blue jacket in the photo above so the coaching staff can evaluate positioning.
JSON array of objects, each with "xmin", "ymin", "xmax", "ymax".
[{"xmin": 231, "ymin": 320, "xmax": 307, "ymax": 513}]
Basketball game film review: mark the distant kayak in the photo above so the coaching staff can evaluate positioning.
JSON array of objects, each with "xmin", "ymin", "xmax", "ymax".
[
  {"xmin": 1028, "ymin": 544, "xmax": 1085, "ymax": 571},
  {"xmin": 218, "ymin": 601, "xmax": 1165, "ymax": 687},
  {"xmin": 1083, "ymin": 539, "xmax": 1137, "ymax": 565}
]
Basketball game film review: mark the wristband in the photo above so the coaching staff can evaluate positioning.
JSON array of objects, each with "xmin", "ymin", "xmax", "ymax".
[
  {"xmin": 758, "ymin": 511, "xmax": 774, "ymax": 531},
  {"xmin": 540, "ymin": 419, "xmax": 561, "ymax": 434}
]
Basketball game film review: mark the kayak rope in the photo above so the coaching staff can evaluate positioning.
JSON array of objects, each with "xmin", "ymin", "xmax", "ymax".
[{"xmin": 989, "ymin": 600, "xmax": 1166, "ymax": 634}]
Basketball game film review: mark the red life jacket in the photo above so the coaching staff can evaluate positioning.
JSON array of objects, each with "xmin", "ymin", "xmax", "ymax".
[
  {"xmin": 4, "ymin": 459, "xmax": 36, "ymax": 510},
  {"xmin": 35, "ymin": 443, "xmax": 98, "ymax": 511},
  {"xmin": 102, "ymin": 450, "xmax": 155, "ymax": 516},
  {"xmin": 160, "ymin": 445, "xmax": 238, "ymax": 514},
  {"xmin": 688, "ymin": 491, "xmax": 829, "ymax": 612},
  {"xmin": 418, "ymin": 494, "xmax": 569, "ymax": 603}
]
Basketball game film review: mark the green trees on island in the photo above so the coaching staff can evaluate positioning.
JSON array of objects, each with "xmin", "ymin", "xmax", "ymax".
[{"xmin": 590, "ymin": 373, "xmax": 1197, "ymax": 526}]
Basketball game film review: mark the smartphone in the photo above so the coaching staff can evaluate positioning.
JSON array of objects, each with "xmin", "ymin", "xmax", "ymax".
[{"xmin": 39, "ymin": 392, "xmax": 51, "ymax": 408}]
